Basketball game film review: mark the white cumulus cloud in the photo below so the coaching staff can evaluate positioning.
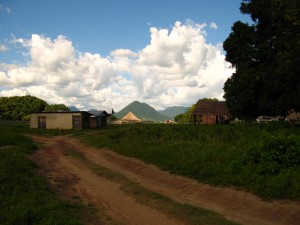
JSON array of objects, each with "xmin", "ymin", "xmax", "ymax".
[
  {"xmin": 0, "ymin": 21, "xmax": 233, "ymax": 111},
  {"xmin": 210, "ymin": 22, "xmax": 218, "ymax": 30},
  {"xmin": 0, "ymin": 44, "xmax": 9, "ymax": 52}
]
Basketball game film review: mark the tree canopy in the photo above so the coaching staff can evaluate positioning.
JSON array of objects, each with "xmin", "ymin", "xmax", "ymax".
[
  {"xmin": 223, "ymin": 0, "xmax": 300, "ymax": 119},
  {"xmin": 44, "ymin": 104, "xmax": 70, "ymax": 112},
  {"xmin": 0, "ymin": 96, "xmax": 48, "ymax": 120},
  {"xmin": 0, "ymin": 96, "xmax": 70, "ymax": 120},
  {"xmin": 174, "ymin": 104, "xmax": 196, "ymax": 124}
]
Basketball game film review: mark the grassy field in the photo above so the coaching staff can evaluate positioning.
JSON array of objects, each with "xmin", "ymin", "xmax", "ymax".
[
  {"xmin": 1, "ymin": 121, "xmax": 299, "ymax": 224},
  {"xmin": 74, "ymin": 122, "xmax": 300, "ymax": 200},
  {"xmin": 0, "ymin": 123, "xmax": 93, "ymax": 225}
]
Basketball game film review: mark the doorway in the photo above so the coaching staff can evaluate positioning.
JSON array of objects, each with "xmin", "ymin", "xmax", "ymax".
[{"xmin": 72, "ymin": 116, "xmax": 81, "ymax": 129}]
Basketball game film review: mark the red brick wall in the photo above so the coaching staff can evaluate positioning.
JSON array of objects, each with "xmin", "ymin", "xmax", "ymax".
[{"xmin": 202, "ymin": 115, "xmax": 216, "ymax": 124}]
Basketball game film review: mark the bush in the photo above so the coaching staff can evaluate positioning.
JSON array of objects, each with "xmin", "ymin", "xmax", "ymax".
[
  {"xmin": 243, "ymin": 134, "xmax": 300, "ymax": 173},
  {"xmin": 240, "ymin": 134, "xmax": 300, "ymax": 198}
]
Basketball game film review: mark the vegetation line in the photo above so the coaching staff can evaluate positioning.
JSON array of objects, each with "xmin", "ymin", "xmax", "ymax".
[{"xmin": 75, "ymin": 123, "xmax": 300, "ymax": 200}]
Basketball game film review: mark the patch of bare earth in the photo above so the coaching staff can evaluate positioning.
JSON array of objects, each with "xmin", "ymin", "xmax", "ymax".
[{"xmin": 30, "ymin": 135, "xmax": 300, "ymax": 225}]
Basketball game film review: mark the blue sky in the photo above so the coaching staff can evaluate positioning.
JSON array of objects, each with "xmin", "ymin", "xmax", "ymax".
[{"xmin": 0, "ymin": 0, "xmax": 251, "ymax": 111}]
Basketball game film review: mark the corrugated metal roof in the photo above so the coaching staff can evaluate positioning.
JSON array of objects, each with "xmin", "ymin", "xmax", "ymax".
[{"xmin": 88, "ymin": 111, "xmax": 109, "ymax": 117}]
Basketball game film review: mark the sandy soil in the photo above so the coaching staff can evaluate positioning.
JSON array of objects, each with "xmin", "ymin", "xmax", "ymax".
[{"xmin": 30, "ymin": 135, "xmax": 300, "ymax": 225}]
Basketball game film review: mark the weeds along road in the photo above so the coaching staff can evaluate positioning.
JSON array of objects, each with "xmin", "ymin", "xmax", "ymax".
[{"xmin": 30, "ymin": 135, "xmax": 300, "ymax": 225}]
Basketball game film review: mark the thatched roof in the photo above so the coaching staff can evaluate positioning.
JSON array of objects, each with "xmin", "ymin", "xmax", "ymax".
[
  {"xmin": 121, "ymin": 112, "xmax": 141, "ymax": 122},
  {"xmin": 193, "ymin": 100, "xmax": 230, "ymax": 116},
  {"xmin": 286, "ymin": 112, "xmax": 300, "ymax": 121}
]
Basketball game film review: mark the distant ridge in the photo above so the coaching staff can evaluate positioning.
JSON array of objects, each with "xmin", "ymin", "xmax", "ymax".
[
  {"xmin": 115, "ymin": 101, "xmax": 170, "ymax": 122},
  {"xmin": 69, "ymin": 106, "xmax": 80, "ymax": 111},
  {"xmin": 159, "ymin": 106, "xmax": 190, "ymax": 119}
]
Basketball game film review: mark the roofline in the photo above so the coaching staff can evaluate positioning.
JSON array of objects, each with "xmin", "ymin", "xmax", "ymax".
[
  {"xmin": 30, "ymin": 111, "xmax": 91, "ymax": 114},
  {"xmin": 30, "ymin": 110, "xmax": 111, "ymax": 117}
]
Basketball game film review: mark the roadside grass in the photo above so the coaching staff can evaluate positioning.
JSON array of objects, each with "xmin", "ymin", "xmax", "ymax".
[
  {"xmin": 0, "ymin": 123, "xmax": 94, "ymax": 225},
  {"xmin": 65, "ymin": 147, "xmax": 239, "ymax": 225},
  {"xmin": 74, "ymin": 122, "xmax": 300, "ymax": 200}
]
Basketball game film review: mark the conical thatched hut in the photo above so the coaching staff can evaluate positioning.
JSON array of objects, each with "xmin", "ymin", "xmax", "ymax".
[{"xmin": 115, "ymin": 112, "xmax": 141, "ymax": 124}]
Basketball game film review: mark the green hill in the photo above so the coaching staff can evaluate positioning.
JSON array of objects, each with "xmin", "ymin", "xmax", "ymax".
[
  {"xmin": 115, "ymin": 101, "xmax": 170, "ymax": 122},
  {"xmin": 159, "ymin": 106, "xmax": 190, "ymax": 120}
]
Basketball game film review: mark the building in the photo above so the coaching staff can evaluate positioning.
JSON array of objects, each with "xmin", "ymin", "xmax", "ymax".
[
  {"xmin": 30, "ymin": 111, "xmax": 108, "ymax": 129},
  {"xmin": 89, "ymin": 111, "xmax": 109, "ymax": 128},
  {"xmin": 114, "ymin": 112, "xmax": 141, "ymax": 124},
  {"xmin": 193, "ymin": 100, "xmax": 230, "ymax": 125}
]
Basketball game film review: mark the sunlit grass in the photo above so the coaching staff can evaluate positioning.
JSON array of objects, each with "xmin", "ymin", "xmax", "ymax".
[{"xmin": 76, "ymin": 122, "xmax": 300, "ymax": 200}]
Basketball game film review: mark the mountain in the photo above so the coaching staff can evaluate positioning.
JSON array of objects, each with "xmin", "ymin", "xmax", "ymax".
[
  {"xmin": 159, "ymin": 106, "xmax": 190, "ymax": 119},
  {"xmin": 69, "ymin": 106, "xmax": 80, "ymax": 111},
  {"xmin": 115, "ymin": 101, "xmax": 170, "ymax": 122}
]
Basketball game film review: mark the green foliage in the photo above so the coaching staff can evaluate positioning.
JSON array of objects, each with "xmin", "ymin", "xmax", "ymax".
[
  {"xmin": 77, "ymin": 123, "xmax": 300, "ymax": 200},
  {"xmin": 175, "ymin": 98, "xmax": 218, "ymax": 123},
  {"xmin": 0, "ymin": 95, "xmax": 48, "ymax": 121},
  {"xmin": 243, "ymin": 135, "xmax": 300, "ymax": 170},
  {"xmin": 174, "ymin": 104, "xmax": 196, "ymax": 123},
  {"xmin": 223, "ymin": 0, "xmax": 300, "ymax": 118},
  {"xmin": 239, "ymin": 134, "xmax": 300, "ymax": 198},
  {"xmin": 0, "ymin": 124, "xmax": 89, "ymax": 224},
  {"xmin": 44, "ymin": 104, "xmax": 70, "ymax": 112}
]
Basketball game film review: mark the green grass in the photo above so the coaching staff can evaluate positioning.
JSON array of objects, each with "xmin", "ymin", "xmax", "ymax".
[
  {"xmin": 75, "ymin": 122, "xmax": 300, "ymax": 200},
  {"xmin": 1, "ymin": 121, "xmax": 298, "ymax": 225},
  {"xmin": 0, "ymin": 123, "xmax": 92, "ymax": 225}
]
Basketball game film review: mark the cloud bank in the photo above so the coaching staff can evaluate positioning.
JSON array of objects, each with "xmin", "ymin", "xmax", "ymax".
[{"xmin": 0, "ymin": 21, "xmax": 233, "ymax": 111}]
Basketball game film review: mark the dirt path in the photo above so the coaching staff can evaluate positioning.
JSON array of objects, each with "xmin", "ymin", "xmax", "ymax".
[{"xmin": 30, "ymin": 135, "xmax": 300, "ymax": 225}]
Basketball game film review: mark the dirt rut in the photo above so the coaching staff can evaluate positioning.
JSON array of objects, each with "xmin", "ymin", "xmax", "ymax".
[{"xmin": 31, "ymin": 135, "xmax": 300, "ymax": 225}]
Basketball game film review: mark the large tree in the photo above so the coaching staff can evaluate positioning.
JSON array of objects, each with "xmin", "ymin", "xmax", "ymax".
[
  {"xmin": 223, "ymin": 0, "xmax": 300, "ymax": 119},
  {"xmin": 44, "ymin": 104, "xmax": 70, "ymax": 112},
  {"xmin": 0, "ymin": 96, "xmax": 48, "ymax": 120}
]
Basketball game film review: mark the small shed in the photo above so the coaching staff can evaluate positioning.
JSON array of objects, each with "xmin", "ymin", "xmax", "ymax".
[
  {"xmin": 30, "ymin": 110, "xmax": 110, "ymax": 130},
  {"xmin": 193, "ymin": 100, "xmax": 230, "ymax": 125},
  {"xmin": 30, "ymin": 111, "xmax": 91, "ymax": 129},
  {"xmin": 89, "ymin": 111, "xmax": 109, "ymax": 128}
]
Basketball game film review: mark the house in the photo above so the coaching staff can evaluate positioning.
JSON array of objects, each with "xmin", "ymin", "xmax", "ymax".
[
  {"xmin": 114, "ymin": 112, "xmax": 141, "ymax": 124},
  {"xmin": 164, "ymin": 120, "xmax": 176, "ymax": 124},
  {"xmin": 192, "ymin": 100, "xmax": 230, "ymax": 125},
  {"xmin": 30, "ymin": 111, "xmax": 109, "ymax": 129}
]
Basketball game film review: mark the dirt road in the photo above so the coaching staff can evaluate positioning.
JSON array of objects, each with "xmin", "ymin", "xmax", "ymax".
[{"xmin": 30, "ymin": 135, "xmax": 300, "ymax": 225}]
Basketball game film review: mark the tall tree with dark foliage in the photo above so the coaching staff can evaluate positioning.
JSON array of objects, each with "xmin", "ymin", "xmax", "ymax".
[{"xmin": 223, "ymin": 0, "xmax": 300, "ymax": 119}]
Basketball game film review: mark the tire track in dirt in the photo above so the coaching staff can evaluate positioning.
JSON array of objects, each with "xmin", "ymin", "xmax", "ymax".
[
  {"xmin": 31, "ymin": 135, "xmax": 300, "ymax": 225},
  {"xmin": 31, "ymin": 135, "xmax": 185, "ymax": 225}
]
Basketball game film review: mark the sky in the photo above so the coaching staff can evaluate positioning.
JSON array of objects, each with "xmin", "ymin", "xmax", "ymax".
[{"xmin": 0, "ymin": 0, "xmax": 251, "ymax": 111}]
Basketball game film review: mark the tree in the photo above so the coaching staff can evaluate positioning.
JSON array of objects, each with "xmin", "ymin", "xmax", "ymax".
[
  {"xmin": 174, "ymin": 105, "xmax": 196, "ymax": 124},
  {"xmin": 0, "ymin": 96, "xmax": 48, "ymax": 120},
  {"xmin": 223, "ymin": 0, "xmax": 300, "ymax": 119},
  {"xmin": 44, "ymin": 104, "xmax": 70, "ymax": 112}
]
